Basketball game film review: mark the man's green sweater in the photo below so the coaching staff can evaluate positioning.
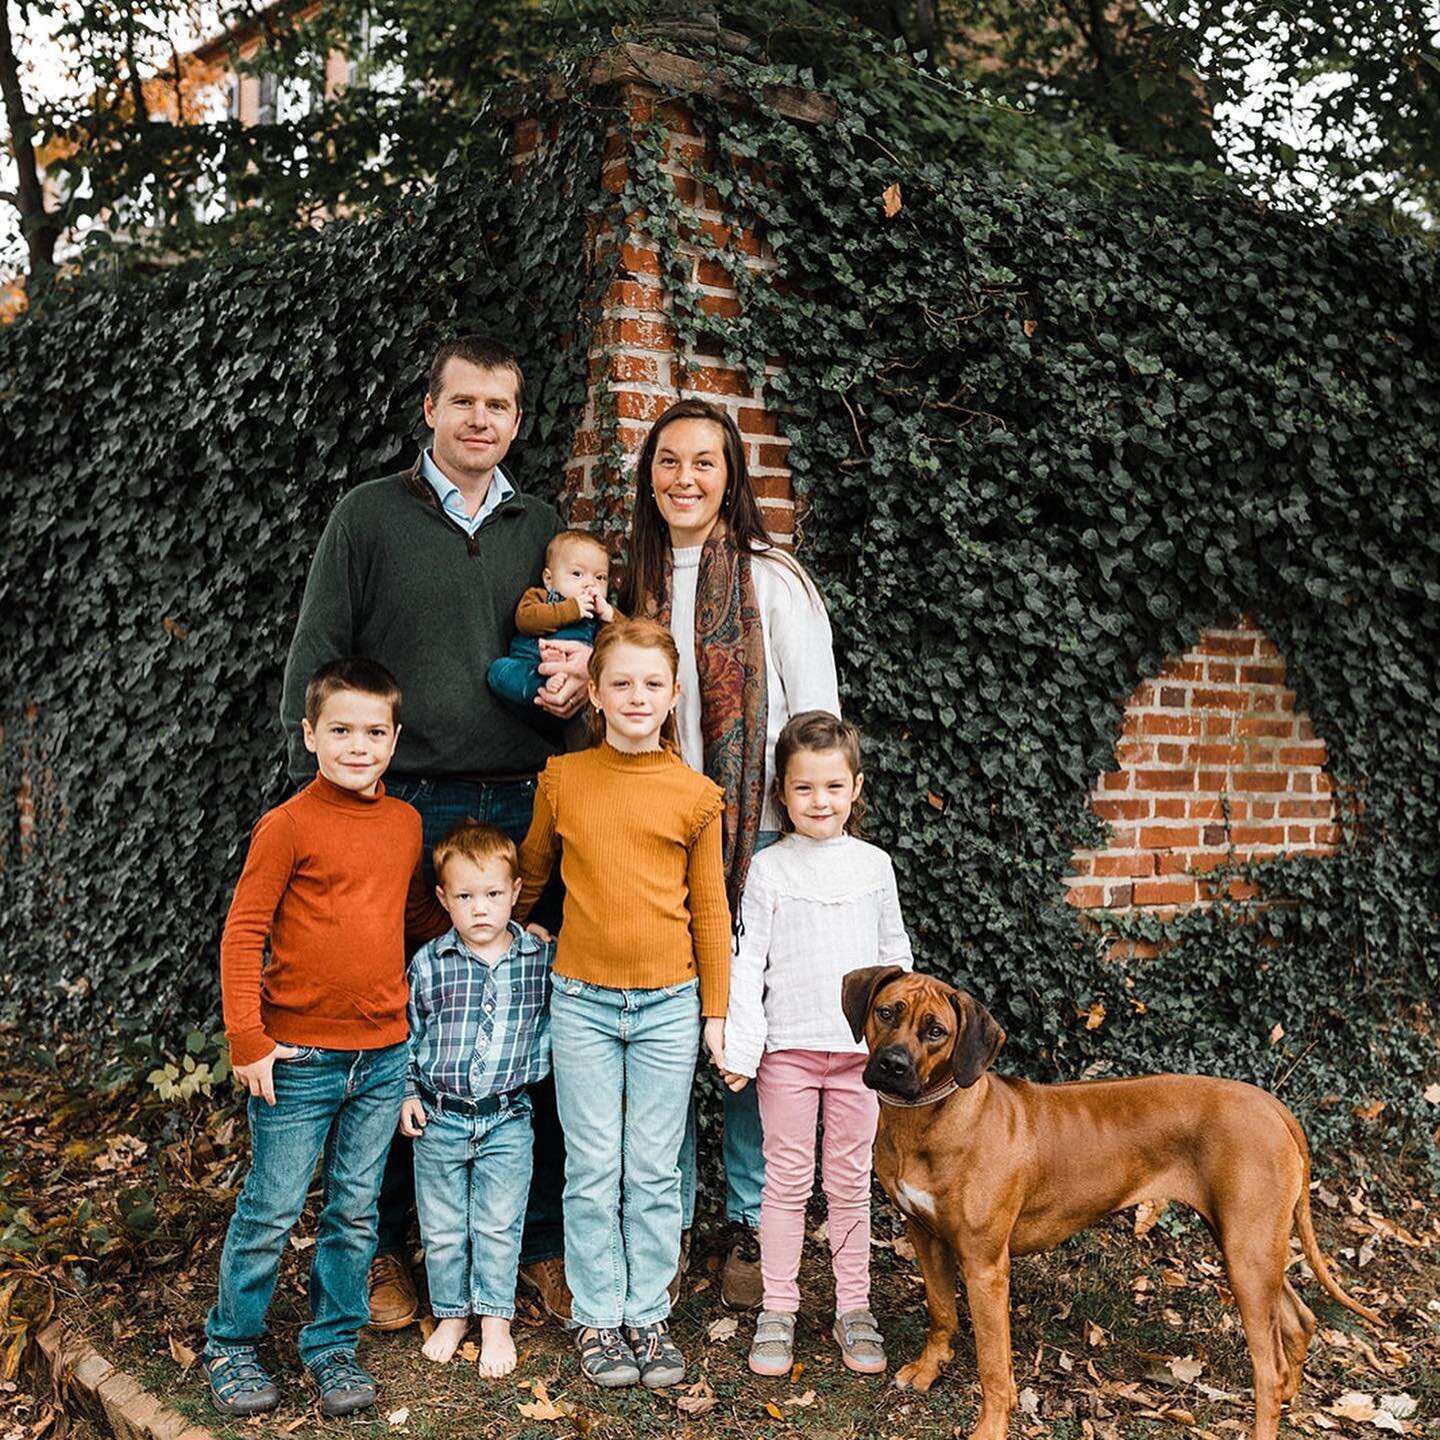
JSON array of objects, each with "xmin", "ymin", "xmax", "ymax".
[{"xmin": 280, "ymin": 458, "xmax": 563, "ymax": 783}]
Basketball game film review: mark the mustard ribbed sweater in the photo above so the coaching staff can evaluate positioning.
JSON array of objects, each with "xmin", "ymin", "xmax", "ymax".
[{"xmin": 516, "ymin": 743, "xmax": 731, "ymax": 1016}]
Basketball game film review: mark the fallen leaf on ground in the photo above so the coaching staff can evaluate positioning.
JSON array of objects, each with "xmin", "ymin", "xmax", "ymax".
[
  {"xmin": 783, "ymin": 1390, "xmax": 816, "ymax": 1407},
  {"xmin": 518, "ymin": 1398, "xmax": 569, "ymax": 1422},
  {"xmin": 764, "ymin": 1401, "xmax": 784, "ymax": 1420},
  {"xmin": 707, "ymin": 1315, "xmax": 738, "ymax": 1342},
  {"xmin": 386, "ymin": 1408, "xmax": 409, "ymax": 1427},
  {"xmin": 167, "ymin": 1334, "xmax": 197, "ymax": 1370},
  {"xmin": 882, "ymin": 182, "xmax": 903, "ymax": 218},
  {"xmin": 1195, "ymin": 1383, "xmax": 1244, "ymax": 1403},
  {"xmin": 1329, "ymin": 1392, "xmax": 1379, "ymax": 1422},
  {"xmin": 1018, "ymin": 1388, "xmax": 1042, "ymax": 1417},
  {"xmin": 1423, "ymin": 1083, "xmax": 1440, "ymax": 1105},
  {"xmin": 458, "ymin": 1341, "xmax": 479, "ymax": 1362},
  {"xmin": 892, "ymin": 1236, "xmax": 916, "ymax": 1261},
  {"xmin": 676, "ymin": 1394, "xmax": 718, "ymax": 1417},
  {"xmin": 1085, "ymin": 1321, "xmax": 1108, "ymax": 1348},
  {"xmin": 1169, "ymin": 1355, "xmax": 1205, "ymax": 1383},
  {"xmin": 789, "ymin": 1361, "xmax": 804, "ymax": 1383},
  {"xmin": 1379, "ymin": 1396, "xmax": 1417, "ymax": 1421},
  {"xmin": 1134, "ymin": 1199, "xmax": 1166, "ymax": 1238}
]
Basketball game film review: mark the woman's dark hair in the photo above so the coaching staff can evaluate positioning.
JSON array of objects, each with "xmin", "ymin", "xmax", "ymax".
[
  {"xmin": 771, "ymin": 710, "xmax": 866, "ymax": 836},
  {"xmin": 619, "ymin": 398, "xmax": 800, "ymax": 613}
]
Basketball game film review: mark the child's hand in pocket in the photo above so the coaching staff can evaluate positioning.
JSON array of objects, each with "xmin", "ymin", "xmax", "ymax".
[
  {"xmin": 398, "ymin": 1098, "xmax": 428, "ymax": 1137},
  {"xmin": 234, "ymin": 1043, "xmax": 300, "ymax": 1106}
]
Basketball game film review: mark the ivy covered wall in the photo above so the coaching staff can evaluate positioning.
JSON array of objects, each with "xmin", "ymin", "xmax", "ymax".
[{"xmin": 1, "ymin": 46, "xmax": 1436, "ymax": 1166}]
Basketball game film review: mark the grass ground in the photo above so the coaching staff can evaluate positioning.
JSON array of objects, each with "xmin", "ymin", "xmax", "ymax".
[{"xmin": 1, "ymin": 1029, "xmax": 1436, "ymax": 1440}]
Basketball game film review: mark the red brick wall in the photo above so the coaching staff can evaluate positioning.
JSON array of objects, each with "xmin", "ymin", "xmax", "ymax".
[
  {"xmin": 512, "ymin": 92, "xmax": 795, "ymax": 542},
  {"xmin": 1064, "ymin": 617, "xmax": 1337, "ymax": 922}
]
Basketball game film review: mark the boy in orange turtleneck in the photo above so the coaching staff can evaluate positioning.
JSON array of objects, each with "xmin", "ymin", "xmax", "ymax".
[{"xmin": 203, "ymin": 658, "xmax": 445, "ymax": 1421}]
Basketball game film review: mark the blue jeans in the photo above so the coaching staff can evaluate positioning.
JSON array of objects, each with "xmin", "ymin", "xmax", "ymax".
[
  {"xmin": 679, "ymin": 829, "xmax": 781, "ymax": 1230},
  {"xmin": 378, "ymin": 775, "xmax": 565, "ymax": 1266},
  {"xmin": 551, "ymin": 977, "xmax": 699, "ymax": 1329},
  {"xmin": 412, "ymin": 1094, "xmax": 533, "ymax": 1319},
  {"xmin": 205, "ymin": 1042, "xmax": 405, "ymax": 1367}
]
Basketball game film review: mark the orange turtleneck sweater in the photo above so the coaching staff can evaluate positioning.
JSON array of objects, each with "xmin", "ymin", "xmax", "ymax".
[
  {"xmin": 516, "ymin": 743, "xmax": 731, "ymax": 1016},
  {"xmin": 220, "ymin": 775, "xmax": 446, "ymax": 1066}
]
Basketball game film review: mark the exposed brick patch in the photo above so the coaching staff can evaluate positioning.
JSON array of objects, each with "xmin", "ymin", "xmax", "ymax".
[
  {"xmin": 554, "ymin": 93, "xmax": 797, "ymax": 544},
  {"xmin": 1064, "ymin": 618, "xmax": 1337, "ymax": 916}
]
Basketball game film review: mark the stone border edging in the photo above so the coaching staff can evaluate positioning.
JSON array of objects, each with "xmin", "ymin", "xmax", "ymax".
[{"xmin": 32, "ymin": 1320, "xmax": 217, "ymax": 1440}]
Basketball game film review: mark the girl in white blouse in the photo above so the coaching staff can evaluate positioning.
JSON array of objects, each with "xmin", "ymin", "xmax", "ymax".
[{"xmin": 723, "ymin": 712, "xmax": 913, "ymax": 1379}]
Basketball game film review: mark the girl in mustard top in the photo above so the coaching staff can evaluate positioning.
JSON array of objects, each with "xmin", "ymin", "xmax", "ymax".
[{"xmin": 516, "ymin": 618, "xmax": 731, "ymax": 1390}]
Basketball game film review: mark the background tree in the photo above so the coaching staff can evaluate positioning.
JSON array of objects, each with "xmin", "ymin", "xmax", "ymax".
[{"xmin": 3, "ymin": 0, "xmax": 1436, "ymax": 295}]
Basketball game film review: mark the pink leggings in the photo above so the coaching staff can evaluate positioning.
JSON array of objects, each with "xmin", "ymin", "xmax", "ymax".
[{"xmin": 755, "ymin": 1048, "xmax": 879, "ymax": 1314}]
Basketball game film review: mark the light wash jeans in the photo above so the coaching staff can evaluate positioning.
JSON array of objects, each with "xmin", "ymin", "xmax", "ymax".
[
  {"xmin": 551, "ymin": 976, "xmax": 699, "ymax": 1329},
  {"xmin": 412, "ymin": 1093, "xmax": 533, "ymax": 1319},
  {"xmin": 205, "ymin": 1042, "xmax": 405, "ymax": 1368},
  {"xmin": 679, "ymin": 829, "xmax": 781, "ymax": 1230}
]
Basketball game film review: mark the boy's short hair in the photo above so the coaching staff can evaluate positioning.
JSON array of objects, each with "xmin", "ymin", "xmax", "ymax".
[
  {"xmin": 546, "ymin": 528, "xmax": 610, "ymax": 571},
  {"xmin": 433, "ymin": 819, "xmax": 521, "ymax": 887},
  {"xmin": 428, "ymin": 335, "xmax": 525, "ymax": 409},
  {"xmin": 304, "ymin": 657, "xmax": 403, "ymax": 726}
]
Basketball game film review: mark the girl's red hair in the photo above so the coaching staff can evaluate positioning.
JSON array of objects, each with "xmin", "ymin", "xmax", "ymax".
[{"xmin": 587, "ymin": 617, "xmax": 683, "ymax": 753}]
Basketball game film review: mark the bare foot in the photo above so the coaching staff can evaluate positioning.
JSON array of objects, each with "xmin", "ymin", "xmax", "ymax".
[
  {"xmin": 476, "ymin": 1315, "xmax": 517, "ymax": 1378},
  {"xmin": 422, "ymin": 1317, "xmax": 469, "ymax": 1363}
]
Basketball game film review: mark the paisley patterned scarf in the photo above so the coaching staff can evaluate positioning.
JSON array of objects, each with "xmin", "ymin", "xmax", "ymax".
[{"xmin": 650, "ymin": 524, "xmax": 769, "ymax": 917}]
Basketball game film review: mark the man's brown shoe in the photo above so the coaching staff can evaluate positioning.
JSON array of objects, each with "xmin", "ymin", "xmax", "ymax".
[
  {"xmin": 367, "ymin": 1252, "xmax": 419, "ymax": 1331},
  {"xmin": 720, "ymin": 1225, "xmax": 763, "ymax": 1310},
  {"xmin": 518, "ymin": 1257, "xmax": 574, "ymax": 1325}
]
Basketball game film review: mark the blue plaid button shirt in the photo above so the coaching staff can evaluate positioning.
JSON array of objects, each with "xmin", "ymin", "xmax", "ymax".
[{"xmin": 406, "ymin": 922, "xmax": 553, "ymax": 1102}]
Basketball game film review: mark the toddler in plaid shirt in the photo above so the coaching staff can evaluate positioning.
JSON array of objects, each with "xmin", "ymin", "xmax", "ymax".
[{"xmin": 399, "ymin": 820, "xmax": 553, "ymax": 1374}]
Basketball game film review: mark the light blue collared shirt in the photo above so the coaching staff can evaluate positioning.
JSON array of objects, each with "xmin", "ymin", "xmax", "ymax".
[{"xmin": 421, "ymin": 448, "xmax": 516, "ymax": 536}]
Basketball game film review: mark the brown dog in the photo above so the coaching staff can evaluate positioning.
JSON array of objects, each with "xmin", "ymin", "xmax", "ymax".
[{"xmin": 841, "ymin": 966, "xmax": 1379, "ymax": 1440}]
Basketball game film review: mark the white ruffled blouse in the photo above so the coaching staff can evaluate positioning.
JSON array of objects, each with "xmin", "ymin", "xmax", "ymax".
[{"xmin": 725, "ymin": 833, "xmax": 913, "ymax": 1077}]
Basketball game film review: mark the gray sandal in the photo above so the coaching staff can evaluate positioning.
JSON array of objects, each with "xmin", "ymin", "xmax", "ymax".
[
  {"xmin": 748, "ymin": 1310, "xmax": 795, "ymax": 1377},
  {"xmin": 832, "ymin": 1308, "xmax": 887, "ymax": 1374}
]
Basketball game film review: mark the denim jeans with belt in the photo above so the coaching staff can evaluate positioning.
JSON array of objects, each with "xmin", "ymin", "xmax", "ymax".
[
  {"xmin": 551, "ymin": 976, "xmax": 699, "ymax": 1330},
  {"xmin": 377, "ymin": 775, "xmax": 565, "ymax": 1266},
  {"xmin": 205, "ymin": 1042, "xmax": 405, "ymax": 1367},
  {"xmin": 412, "ymin": 1092, "xmax": 533, "ymax": 1318}
]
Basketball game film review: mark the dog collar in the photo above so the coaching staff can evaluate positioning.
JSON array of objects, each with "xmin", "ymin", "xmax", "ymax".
[{"xmin": 877, "ymin": 1077, "xmax": 960, "ymax": 1107}]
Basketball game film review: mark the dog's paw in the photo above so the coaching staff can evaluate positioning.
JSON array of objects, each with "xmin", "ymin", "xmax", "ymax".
[{"xmin": 895, "ymin": 1360, "xmax": 938, "ymax": 1394}]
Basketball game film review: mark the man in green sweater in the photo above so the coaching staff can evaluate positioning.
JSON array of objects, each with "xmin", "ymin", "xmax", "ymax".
[{"xmin": 280, "ymin": 335, "xmax": 586, "ymax": 1332}]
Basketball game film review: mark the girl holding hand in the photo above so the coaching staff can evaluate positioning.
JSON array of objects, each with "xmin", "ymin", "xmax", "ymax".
[
  {"xmin": 516, "ymin": 618, "xmax": 731, "ymax": 1390},
  {"xmin": 621, "ymin": 398, "xmax": 840, "ymax": 1307},
  {"xmin": 724, "ymin": 711, "xmax": 913, "ymax": 1378}
]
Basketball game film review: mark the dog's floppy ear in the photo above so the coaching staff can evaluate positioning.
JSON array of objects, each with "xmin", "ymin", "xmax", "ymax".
[
  {"xmin": 840, "ymin": 965, "xmax": 908, "ymax": 1042},
  {"xmin": 949, "ymin": 990, "xmax": 1005, "ymax": 1087}
]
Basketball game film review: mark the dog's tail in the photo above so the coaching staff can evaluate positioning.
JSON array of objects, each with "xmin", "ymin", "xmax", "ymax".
[{"xmin": 1284, "ymin": 1107, "xmax": 1383, "ymax": 1328}]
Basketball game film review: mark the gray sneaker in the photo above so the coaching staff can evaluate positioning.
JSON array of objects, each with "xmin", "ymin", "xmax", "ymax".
[
  {"xmin": 625, "ymin": 1320, "xmax": 685, "ymax": 1388},
  {"xmin": 832, "ymin": 1308, "xmax": 887, "ymax": 1374},
  {"xmin": 748, "ymin": 1310, "xmax": 795, "ymax": 1377},
  {"xmin": 203, "ymin": 1349, "xmax": 280, "ymax": 1415},
  {"xmin": 307, "ymin": 1352, "xmax": 377, "ymax": 1417},
  {"xmin": 577, "ymin": 1327, "xmax": 641, "ymax": 1388}
]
